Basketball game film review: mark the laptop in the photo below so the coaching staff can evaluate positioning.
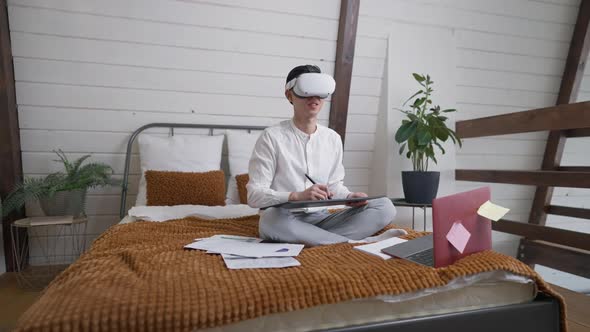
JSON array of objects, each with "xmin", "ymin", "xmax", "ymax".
[{"xmin": 381, "ymin": 187, "xmax": 492, "ymax": 268}]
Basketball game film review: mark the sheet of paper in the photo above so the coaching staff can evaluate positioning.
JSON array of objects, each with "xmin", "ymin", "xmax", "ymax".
[
  {"xmin": 353, "ymin": 237, "xmax": 408, "ymax": 260},
  {"xmin": 446, "ymin": 221, "xmax": 471, "ymax": 254},
  {"xmin": 477, "ymin": 200, "xmax": 510, "ymax": 221},
  {"xmin": 185, "ymin": 238, "xmax": 304, "ymax": 258},
  {"xmin": 194, "ymin": 235, "xmax": 262, "ymax": 254},
  {"xmin": 221, "ymin": 254, "xmax": 301, "ymax": 269},
  {"xmin": 195, "ymin": 235, "xmax": 262, "ymax": 243}
]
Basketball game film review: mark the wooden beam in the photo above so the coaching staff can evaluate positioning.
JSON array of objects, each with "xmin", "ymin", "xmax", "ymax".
[
  {"xmin": 455, "ymin": 169, "xmax": 590, "ymax": 188},
  {"xmin": 566, "ymin": 127, "xmax": 590, "ymax": 137},
  {"xmin": 556, "ymin": 0, "xmax": 590, "ymax": 105},
  {"xmin": 529, "ymin": 0, "xmax": 590, "ymax": 226},
  {"xmin": 492, "ymin": 220, "xmax": 590, "ymax": 251},
  {"xmin": 520, "ymin": 240, "xmax": 590, "ymax": 279},
  {"xmin": 455, "ymin": 102, "xmax": 590, "ymax": 139},
  {"xmin": 546, "ymin": 205, "xmax": 590, "ymax": 220},
  {"xmin": 0, "ymin": 0, "xmax": 24, "ymax": 272},
  {"xmin": 528, "ymin": 132, "xmax": 568, "ymax": 226},
  {"xmin": 329, "ymin": 0, "xmax": 359, "ymax": 144},
  {"xmin": 557, "ymin": 166, "xmax": 590, "ymax": 172}
]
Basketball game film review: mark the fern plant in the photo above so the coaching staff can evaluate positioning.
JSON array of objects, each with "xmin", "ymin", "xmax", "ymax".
[{"xmin": 2, "ymin": 150, "xmax": 119, "ymax": 217}]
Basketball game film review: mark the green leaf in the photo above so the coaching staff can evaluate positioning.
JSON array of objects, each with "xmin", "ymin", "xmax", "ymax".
[
  {"xmin": 70, "ymin": 155, "xmax": 91, "ymax": 177},
  {"xmin": 53, "ymin": 149, "xmax": 72, "ymax": 174},
  {"xmin": 449, "ymin": 129, "xmax": 463, "ymax": 147},
  {"xmin": 434, "ymin": 141, "xmax": 446, "ymax": 154},
  {"xmin": 425, "ymin": 145, "xmax": 434, "ymax": 157},
  {"xmin": 406, "ymin": 151, "xmax": 411, "ymax": 159},
  {"xmin": 394, "ymin": 121, "xmax": 417, "ymax": 143},
  {"xmin": 413, "ymin": 97, "xmax": 425, "ymax": 108},
  {"xmin": 412, "ymin": 73, "xmax": 425, "ymax": 82},
  {"xmin": 448, "ymin": 132, "xmax": 456, "ymax": 144},
  {"xmin": 407, "ymin": 136, "xmax": 417, "ymax": 151},
  {"xmin": 417, "ymin": 128, "xmax": 432, "ymax": 146},
  {"xmin": 435, "ymin": 128, "xmax": 449, "ymax": 141},
  {"xmin": 442, "ymin": 109, "xmax": 457, "ymax": 113},
  {"xmin": 398, "ymin": 143, "xmax": 406, "ymax": 155},
  {"xmin": 402, "ymin": 90, "xmax": 423, "ymax": 106}
]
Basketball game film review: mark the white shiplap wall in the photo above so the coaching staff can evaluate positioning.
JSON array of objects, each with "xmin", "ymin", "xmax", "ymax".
[
  {"xmin": 7, "ymin": 0, "xmax": 384, "ymax": 262},
  {"xmin": 355, "ymin": 0, "xmax": 583, "ymax": 257},
  {"xmin": 4, "ymin": 0, "xmax": 587, "ymax": 275}
]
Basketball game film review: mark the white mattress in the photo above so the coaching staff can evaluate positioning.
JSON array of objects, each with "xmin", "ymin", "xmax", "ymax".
[
  {"xmin": 200, "ymin": 272, "xmax": 536, "ymax": 332},
  {"xmin": 119, "ymin": 207, "xmax": 536, "ymax": 332}
]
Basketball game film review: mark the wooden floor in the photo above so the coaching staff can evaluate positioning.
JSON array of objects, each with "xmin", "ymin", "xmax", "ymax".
[
  {"xmin": 0, "ymin": 272, "xmax": 588, "ymax": 331},
  {"xmin": 0, "ymin": 273, "xmax": 40, "ymax": 332},
  {"xmin": 551, "ymin": 284, "xmax": 590, "ymax": 332}
]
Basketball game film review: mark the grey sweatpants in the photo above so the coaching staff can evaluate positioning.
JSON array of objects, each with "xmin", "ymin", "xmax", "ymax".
[{"xmin": 259, "ymin": 197, "xmax": 397, "ymax": 246}]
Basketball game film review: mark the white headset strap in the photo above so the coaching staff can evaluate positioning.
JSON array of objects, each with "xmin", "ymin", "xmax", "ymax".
[{"xmin": 285, "ymin": 78, "xmax": 297, "ymax": 91}]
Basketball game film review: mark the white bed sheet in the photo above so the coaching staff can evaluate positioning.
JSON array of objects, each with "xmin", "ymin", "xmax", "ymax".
[
  {"xmin": 125, "ymin": 204, "xmax": 348, "ymax": 222},
  {"xmin": 126, "ymin": 204, "xmax": 260, "ymax": 222}
]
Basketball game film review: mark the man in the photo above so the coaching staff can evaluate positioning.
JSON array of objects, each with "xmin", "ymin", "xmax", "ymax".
[{"xmin": 247, "ymin": 65, "xmax": 397, "ymax": 246}]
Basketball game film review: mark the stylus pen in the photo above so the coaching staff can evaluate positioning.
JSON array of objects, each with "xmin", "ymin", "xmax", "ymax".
[{"xmin": 305, "ymin": 173, "xmax": 332, "ymax": 200}]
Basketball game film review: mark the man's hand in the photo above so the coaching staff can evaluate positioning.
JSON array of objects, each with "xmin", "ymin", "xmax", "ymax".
[
  {"xmin": 346, "ymin": 192, "xmax": 368, "ymax": 207},
  {"xmin": 289, "ymin": 184, "xmax": 333, "ymax": 201}
]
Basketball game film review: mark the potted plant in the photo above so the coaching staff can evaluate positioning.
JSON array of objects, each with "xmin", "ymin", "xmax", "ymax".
[
  {"xmin": 2, "ymin": 150, "xmax": 119, "ymax": 218},
  {"xmin": 394, "ymin": 73, "xmax": 462, "ymax": 204}
]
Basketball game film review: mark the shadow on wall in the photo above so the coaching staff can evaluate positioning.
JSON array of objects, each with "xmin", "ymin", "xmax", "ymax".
[{"xmin": 370, "ymin": 22, "xmax": 458, "ymax": 229}]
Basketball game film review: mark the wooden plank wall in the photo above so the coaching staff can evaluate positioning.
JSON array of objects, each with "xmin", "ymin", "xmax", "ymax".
[{"xmin": 4, "ymin": 0, "xmax": 584, "ymax": 266}]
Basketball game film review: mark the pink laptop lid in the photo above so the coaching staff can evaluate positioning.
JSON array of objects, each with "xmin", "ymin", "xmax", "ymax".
[{"xmin": 432, "ymin": 187, "xmax": 492, "ymax": 268}]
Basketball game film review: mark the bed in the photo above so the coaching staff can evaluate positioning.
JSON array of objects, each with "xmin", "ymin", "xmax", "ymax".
[{"xmin": 14, "ymin": 123, "xmax": 565, "ymax": 332}]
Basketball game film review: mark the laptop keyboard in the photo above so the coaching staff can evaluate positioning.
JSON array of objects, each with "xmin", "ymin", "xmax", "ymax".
[{"xmin": 407, "ymin": 248, "xmax": 434, "ymax": 267}]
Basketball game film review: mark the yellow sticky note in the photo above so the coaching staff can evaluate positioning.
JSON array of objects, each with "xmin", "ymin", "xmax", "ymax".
[{"xmin": 477, "ymin": 200, "xmax": 510, "ymax": 221}]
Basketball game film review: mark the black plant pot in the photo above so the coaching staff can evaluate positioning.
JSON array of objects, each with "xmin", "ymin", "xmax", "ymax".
[{"xmin": 401, "ymin": 171, "xmax": 440, "ymax": 204}]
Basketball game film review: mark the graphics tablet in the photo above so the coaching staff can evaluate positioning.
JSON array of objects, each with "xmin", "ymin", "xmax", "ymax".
[{"xmin": 262, "ymin": 195, "xmax": 386, "ymax": 209}]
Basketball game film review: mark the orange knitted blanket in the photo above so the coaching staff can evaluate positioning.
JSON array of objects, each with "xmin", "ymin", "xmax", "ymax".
[{"xmin": 16, "ymin": 216, "xmax": 565, "ymax": 331}]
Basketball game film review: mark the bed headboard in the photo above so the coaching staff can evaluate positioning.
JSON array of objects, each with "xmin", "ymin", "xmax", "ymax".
[{"xmin": 120, "ymin": 123, "xmax": 267, "ymax": 218}]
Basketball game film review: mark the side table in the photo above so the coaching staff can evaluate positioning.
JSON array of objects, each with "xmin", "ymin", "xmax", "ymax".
[
  {"xmin": 11, "ymin": 216, "xmax": 87, "ymax": 290},
  {"xmin": 390, "ymin": 198, "xmax": 432, "ymax": 231}
]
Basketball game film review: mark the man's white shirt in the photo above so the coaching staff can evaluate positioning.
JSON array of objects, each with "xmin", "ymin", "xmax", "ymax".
[{"xmin": 247, "ymin": 120, "xmax": 351, "ymax": 208}]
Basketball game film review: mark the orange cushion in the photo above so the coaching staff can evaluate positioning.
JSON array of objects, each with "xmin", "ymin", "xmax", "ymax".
[
  {"xmin": 145, "ymin": 170, "xmax": 226, "ymax": 206},
  {"xmin": 235, "ymin": 173, "xmax": 249, "ymax": 204}
]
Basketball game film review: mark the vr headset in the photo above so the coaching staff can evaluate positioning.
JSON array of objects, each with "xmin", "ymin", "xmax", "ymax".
[{"xmin": 285, "ymin": 73, "xmax": 336, "ymax": 99}]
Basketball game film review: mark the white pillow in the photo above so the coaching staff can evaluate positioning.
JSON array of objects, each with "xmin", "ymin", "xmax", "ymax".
[
  {"xmin": 135, "ymin": 134, "xmax": 224, "ymax": 206},
  {"xmin": 225, "ymin": 132, "xmax": 261, "ymax": 204}
]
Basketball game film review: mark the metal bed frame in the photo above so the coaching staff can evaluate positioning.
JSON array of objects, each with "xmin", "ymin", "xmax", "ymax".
[
  {"xmin": 119, "ymin": 122, "xmax": 266, "ymax": 219},
  {"xmin": 118, "ymin": 122, "xmax": 563, "ymax": 332}
]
